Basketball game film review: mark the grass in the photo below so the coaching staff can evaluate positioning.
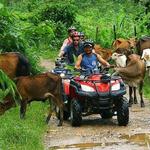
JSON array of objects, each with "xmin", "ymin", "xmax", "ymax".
[{"xmin": 0, "ymin": 102, "xmax": 49, "ymax": 150}]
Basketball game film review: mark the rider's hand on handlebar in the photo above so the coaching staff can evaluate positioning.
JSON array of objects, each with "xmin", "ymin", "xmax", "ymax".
[{"xmin": 74, "ymin": 68, "xmax": 81, "ymax": 72}]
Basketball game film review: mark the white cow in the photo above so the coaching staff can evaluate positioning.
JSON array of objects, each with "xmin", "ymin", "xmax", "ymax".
[
  {"xmin": 111, "ymin": 52, "xmax": 127, "ymax": 67},
  {"xmin": 141, "ymin": 48, "xmax": 150, "ymax": 76}
]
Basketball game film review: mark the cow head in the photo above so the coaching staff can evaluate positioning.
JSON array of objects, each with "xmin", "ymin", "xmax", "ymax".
[
  {"xmin": 111, "ymin": 52, "xmax": 127, "ymax": 67},
  {"xmin": 112, "ymin": 38, "xmax": 137, "ymax": 51},
  {"xmin": 141, "ymin": 48, "xmax": 150, "ymax": 68}
]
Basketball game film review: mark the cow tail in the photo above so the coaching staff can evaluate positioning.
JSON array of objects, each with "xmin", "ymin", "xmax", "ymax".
[
  {"xmin": 16, "ymin": 53, "xmax": 31, "ymax": 77},
  {"xmin": 59, "ymin": 77, "xmax": 64, "ymax": 106}
]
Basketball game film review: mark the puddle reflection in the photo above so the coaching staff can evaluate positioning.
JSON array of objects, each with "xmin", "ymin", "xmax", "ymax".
[
  {"xmin": 49, "ymin": 142, "xmax": 118, "ymax": 150},
  {"xmin": 49, "ymin": 133, "xmax": 150, "ymax": 150},
  {"xmin": 121, "ymin": 133, "xmax": 150, "ymax": 146}
]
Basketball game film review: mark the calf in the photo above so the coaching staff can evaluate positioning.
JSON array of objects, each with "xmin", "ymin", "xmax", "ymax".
[
  {"xmin": 8, "ymin": 72, "xmax": 64, "ymax": 126},
  {"xmin": 113, "ymin": 53, "xmax": 146, "ymax": 107},
  {"xmin": 111, "ymin": 52, "xmax": 127, "ymax": 67}
]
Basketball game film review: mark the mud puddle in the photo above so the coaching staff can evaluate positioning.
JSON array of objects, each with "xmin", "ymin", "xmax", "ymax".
[
  {"xmin": 49, "ymin": 133, "xmax": 150, "ymax": 150},
  {"xmin": 49, "ymin": 138, "xmax": 149, "ymax": 150},
  {"xmin": 49, "ymin": 142, "xmax": 119, "ymax": 150},
  {"xmin": 121, "ymin": 133, "xmax": 150, "ymax": 147}
]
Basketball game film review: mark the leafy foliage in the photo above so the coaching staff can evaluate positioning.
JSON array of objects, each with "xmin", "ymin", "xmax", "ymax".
[
  {"xmin": 40, "ymin": 3, "xmax": 76, "ymax": 27},
  {"xmin": 0, "ymin": 70, "xmax": 21, "ymax": 104}
]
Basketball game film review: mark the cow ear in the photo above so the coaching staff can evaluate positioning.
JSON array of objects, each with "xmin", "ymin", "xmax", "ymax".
[{"xmin": 116, "ymin": 40, "xmax": 122, "ymax": 45}]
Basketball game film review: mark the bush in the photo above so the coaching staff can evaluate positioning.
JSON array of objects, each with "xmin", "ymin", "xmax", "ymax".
[
  {"xmin": 0, "ymin": 70, "xmax": 21, "ymax": 104},
  {"xmin": 40, "ymin": 3, "xmax": 76, "ymax": 28}
]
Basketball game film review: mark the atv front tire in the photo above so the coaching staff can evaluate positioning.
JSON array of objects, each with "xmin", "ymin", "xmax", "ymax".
[
  {"xmin": 117, "ymin": 97, "xmax": 129, "ymax": 126},
  {"xmin": 70, "ymin": 99, "xmax": 82, "ymax": 126}
]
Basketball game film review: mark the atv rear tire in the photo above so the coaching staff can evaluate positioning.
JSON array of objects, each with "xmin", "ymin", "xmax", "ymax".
[
  {"xmin": 101, "ymin": 110, "xmax": 113, "ymax": 119},
  {"xmin": 70, "ymin": 99, "xmax": 82, "ymax": 126},
  {"xmin": 117, "ymin": 97, "xmax": 129, "ymax": 126}
]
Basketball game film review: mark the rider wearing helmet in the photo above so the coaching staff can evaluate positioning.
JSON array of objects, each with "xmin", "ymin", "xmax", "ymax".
[
  {"xmin": 75, "ymin": 39, "xmax": 110, "ymax": 70},
  {"xmin": 58, "ymin": 26, "xmax": 77, "ymax": 57},
  {"xmin": 79, "ymin": 32, "xmax": 85, "ymax": 42},
  {"xmin": 68, "ymin": 26, "xmax": 76, "ymax": 33},
  {"xmin": 59, "ymin": 31, "xmax": 84, "ymax": 65}
]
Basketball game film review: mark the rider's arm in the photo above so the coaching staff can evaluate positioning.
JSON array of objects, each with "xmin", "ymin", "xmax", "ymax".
[
  {"xmin": 58, "ymin": 50, "xmax": 65, "ymax": 57},
  {"xmin": 97, "ymin": 54, "xmax": 110, "ymax": 66},
  {"xmin": 58, "ymin": 44, "xmax": 69, "ymax": 57},
  {"xmin": 75, "ymin": 54, "xmax": 82, "ymax": 69}
]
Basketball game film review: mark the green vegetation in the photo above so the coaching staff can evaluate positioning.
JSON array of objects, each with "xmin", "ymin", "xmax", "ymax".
[
  {"xmin": 0, "ymin": 70, "xmax": 21, "ymax": 103},
  {"xmin": 0, "ymin": 0, "xmax": 149, "ymax": 149},
  {"xmin": 0, "ymin": 102, "xmax": 48, "ymax": 150}
]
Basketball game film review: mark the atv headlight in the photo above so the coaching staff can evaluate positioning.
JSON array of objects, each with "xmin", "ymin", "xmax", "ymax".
[
  {"xmin": 60, "ymin": 73, "xmax": 65, "ymax": 78},
  {"xmin": 111, "ymin": 83, "xmax": 120, "ymax": 91},
  {"xmin": 81, "ymin": 85, "xmax": 95, "ymax": 92}
]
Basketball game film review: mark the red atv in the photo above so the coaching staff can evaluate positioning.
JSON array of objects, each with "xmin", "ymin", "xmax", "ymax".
[{"xmin": 52, "ymin": 58, "xmax": 129, "ymax": 127}]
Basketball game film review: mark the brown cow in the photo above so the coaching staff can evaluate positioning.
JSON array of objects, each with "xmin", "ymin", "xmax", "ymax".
[
  {"xmin": 13, "ymin": 72, "xmax": 64, "ymax": 126},
  {"xmin": 113, "ymin": 52, "xmax": 146, "ymax": 107},
  {"xmin": 0, "ymin": 52, "xmax": 30, "ymax": 114},
  {"xmin": 94, "ymin": 44, "xmax": 112, "ymax": 61},
  {"xmin": 0, "ymin": 52, "xmax": 30, "ymax": 79},
  {"xmin": 112, "ymin": 38, "xmax": 136, "ymax": 51},
  {"xmin": 136, "ymin": 36, "xmax": 150, "ymax": 55}
]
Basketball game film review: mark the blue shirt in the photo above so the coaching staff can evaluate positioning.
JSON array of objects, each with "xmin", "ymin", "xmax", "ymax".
[
  {"xmin": 64, "ymin": 43, "xmax": 84, "ymax": 64},
  {"xmin": 81, "ymin": 53, "xmax": 98, "ymax": 70}
]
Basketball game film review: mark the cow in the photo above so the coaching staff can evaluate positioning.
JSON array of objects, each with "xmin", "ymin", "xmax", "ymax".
[
  {"xmin": 0, "ymin": 52, "xmax": 31, "ymax": 114},
  {"xmin": 136, "ymin": 36, "xmax": 150, "ymax": 55},
  {"xmin": 112, "ymin": 51, "xmax": 146, "ymax": 107},
  {"xmin": 111, "ymin": 52, "xmax": 127, "ymax": 67},
  {"xmin": 6, "ymin": 72, "xmax": 64, "ymax": 126},
  {"xmin": 136, "ymin": 36, "xmax": 150, "ymax": 76},
  {"xmin": 94, "ymin": 44, "xmax": 112, "ymax": 61},
  {"xmin": 141, "ymin": 48, "xmax": 150, "ymax": 76},
  {"xmin": 0, "ymin": 52, "xmax": 30, "ymax": 79},
  {"xmin": 112, "ymin": 38, "xmax": 136, "ymax": 51}
]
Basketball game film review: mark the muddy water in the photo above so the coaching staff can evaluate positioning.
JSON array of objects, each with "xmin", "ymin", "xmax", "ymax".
[{"xmin": 121, "ymin": 133, "xmax": 150, "ymax": 147}]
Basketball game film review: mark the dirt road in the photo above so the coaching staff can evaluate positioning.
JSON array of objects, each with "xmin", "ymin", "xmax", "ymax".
[{"xmin": 41, "ymin": 59, "xmax": 150, "ymax": 150}]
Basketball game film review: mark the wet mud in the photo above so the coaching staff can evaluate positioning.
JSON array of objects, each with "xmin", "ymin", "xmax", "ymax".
[{"xmin": 44, "ymin": 100, "xmax": 150, "ymax": 150}]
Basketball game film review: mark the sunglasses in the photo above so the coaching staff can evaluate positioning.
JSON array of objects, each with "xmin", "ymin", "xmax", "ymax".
[{"xmin": 73, "ymin": 39, "xmax": 79, "ymax": 42}]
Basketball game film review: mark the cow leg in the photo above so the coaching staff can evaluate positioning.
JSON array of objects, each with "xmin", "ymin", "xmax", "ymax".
[
  {"xmin": 20, "ymin": 100, "xmax": 27, "ymax": 119},
  {"xmin": 46, "ymin": 99, "xmax": 56, "ymax": 124},
  {"xmin": 128, "ymin": 86, "xmax": 133, "ymax": 107},
  {"xmin": 55, "ymin": 97, "xmax": 63, "ymax": 126},
  {"xmin": 139, "ymin": 81, "xmax": 145, "ymax": 107},
  {"xmin": 57, "ymin": 105, "xmax": 63, "ymax": 126},
  {"xmin": 133, "ymin": 87, "xmax": 138, "ymax": 104}
]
